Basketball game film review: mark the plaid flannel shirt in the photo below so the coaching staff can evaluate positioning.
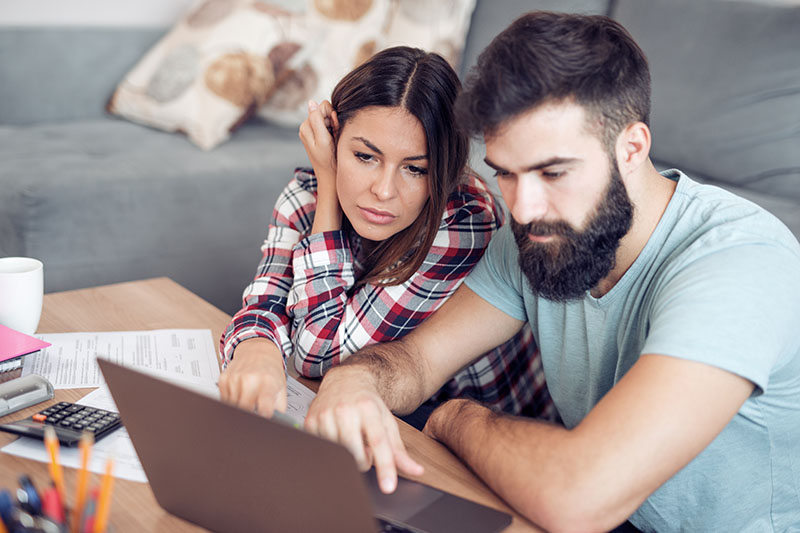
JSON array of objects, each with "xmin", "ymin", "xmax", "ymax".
[{"xmin": 221, "ymin": 168, "xmax": 553, "ymax": 418}]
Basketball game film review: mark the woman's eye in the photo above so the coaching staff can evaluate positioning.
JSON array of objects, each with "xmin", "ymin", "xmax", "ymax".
[
  {"xmin": 406, "ymin": 165, "xmax": 428, "ymax": 176},
  {"xmin": 493, "ymin": 170, "xmax": 511, "ymax": 179},
  {"xmin": 354, "ymin": 152, "xmax": 374, "ymax": 163}
]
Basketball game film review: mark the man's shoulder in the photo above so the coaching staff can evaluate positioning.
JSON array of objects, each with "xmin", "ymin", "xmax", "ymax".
[{"xmin": 662, "ymin": 170, "xmax": 800, "ymax": 260}]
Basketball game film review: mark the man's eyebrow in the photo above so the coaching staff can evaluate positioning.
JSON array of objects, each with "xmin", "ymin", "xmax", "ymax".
[
  {"xmin": 353, "ymin": 136, "xmax": 428, "ymax": 161},
  {"xmin": 483, "ymin": 156, "xmax": 580, "ymax": 173}
]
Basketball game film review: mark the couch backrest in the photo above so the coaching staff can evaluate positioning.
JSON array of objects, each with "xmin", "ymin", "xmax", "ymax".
[
  {"xmin": 613, "ymin": 0, "xmax": 800, "ymax": 201},
  {"xmin": 0, "ymin": 27, "xmax": 164, "ymax": 125},
  {"xmin": 1, "ymin": 0, "xmax": 616, "ymax": 127}
]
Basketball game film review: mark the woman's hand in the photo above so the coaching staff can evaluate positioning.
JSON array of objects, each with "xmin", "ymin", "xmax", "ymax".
[
  {"xmin": 218, "ymin": 338, "xmax": 287, "ymax": 417},
  {"xmin": 299, "ymin": 99, "xmax": 342, "ymax": 233}
]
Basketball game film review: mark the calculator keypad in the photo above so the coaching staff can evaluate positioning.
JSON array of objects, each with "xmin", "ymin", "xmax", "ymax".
[
  {"xmin": 37, "ymin": 402, "xmax": 121, "ymax": 435},
  {"xmin": 0, "ymin": 400, "xmax": 124, "ymax": 446}
]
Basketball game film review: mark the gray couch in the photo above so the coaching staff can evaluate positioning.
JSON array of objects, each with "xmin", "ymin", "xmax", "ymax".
[{"xmin": 1, "ymin": 0, "xmax": 798, "ymax": 315}]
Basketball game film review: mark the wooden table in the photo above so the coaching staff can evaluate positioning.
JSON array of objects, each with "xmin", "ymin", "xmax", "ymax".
[{"xmin": 0, "ymin": 278, "xmax": 537, "ymax": 531}]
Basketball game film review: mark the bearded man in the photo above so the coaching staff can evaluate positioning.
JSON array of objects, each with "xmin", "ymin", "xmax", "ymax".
[{"xmin": 302, "ymin": 11, "xmax": 800, "ymax": 532}]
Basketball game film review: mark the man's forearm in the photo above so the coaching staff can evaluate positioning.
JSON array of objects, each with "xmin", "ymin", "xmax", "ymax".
[
  {"xmin": 425, "ymin": 399, "xmax": 584, "ymax": 531},
  {"xmin": 336, "ymin": 336, "xmax": 430, "ymax": 415}
]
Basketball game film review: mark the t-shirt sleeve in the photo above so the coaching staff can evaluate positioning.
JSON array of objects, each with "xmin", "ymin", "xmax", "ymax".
[
  {"xmin": 464, "ymin": 223, "xmax": 529, "ymax": 321},
  {"xmin": 643, "ymin": 237, "xmax": 800, "ymax": 395}
]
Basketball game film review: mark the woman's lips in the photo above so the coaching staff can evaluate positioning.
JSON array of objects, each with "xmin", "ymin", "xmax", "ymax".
[{"xmin": 359, "ymin": 206, "xmax": 396, "ymax": 225}]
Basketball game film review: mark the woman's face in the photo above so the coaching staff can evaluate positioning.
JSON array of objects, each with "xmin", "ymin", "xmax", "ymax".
[{"xmin": 335, "ymin": 106, "xmax": 430, "ymax": 242}]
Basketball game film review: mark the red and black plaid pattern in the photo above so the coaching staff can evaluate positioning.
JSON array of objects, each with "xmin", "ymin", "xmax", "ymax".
[{"xmin": 221, "ymin": 168, "xmax": 554, "ymax": 418}]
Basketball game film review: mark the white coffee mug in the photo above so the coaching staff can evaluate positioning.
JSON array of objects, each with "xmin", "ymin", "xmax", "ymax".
[{"xmin": 0, "ymin": 257, "xmax": 44, "ymax": 335}]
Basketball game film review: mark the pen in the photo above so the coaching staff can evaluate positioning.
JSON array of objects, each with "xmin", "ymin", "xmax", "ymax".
[
  {"xmin": 93, "ymin": 457, "xmax": 114, "ymax": 532},
  {"xmin": 72, "ymin": 431, "xmax": 94, "ymax": 533},
  {"xmin": 0, "ymin": 489, "xmax": 14, "ymax": 533},
  {"xmin": 41, "ymin": 483, "xmax": 66, "ymax": 524},
  {"xmin": 16, "ymin": 475, "xmax": 42, "ymax": 515},
  {"xmin": 18, "ymin": 475, "xmax": 42, "ymax": 515},
  {"xmin": 0, "ymin": 489, "xmax": 12, "ymax": 533},
  {"xmin": 43, "ymin": 425, "xmax": 66, "ymax": 507},
  {"xmin": 81, "ymin": 488, "xmax": 98, "ymax": 533}
]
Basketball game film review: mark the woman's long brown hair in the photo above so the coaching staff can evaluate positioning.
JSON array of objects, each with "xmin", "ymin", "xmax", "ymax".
[{"xmin": 330, "ymin": 46, "xmax": 468, "ymax": 287}]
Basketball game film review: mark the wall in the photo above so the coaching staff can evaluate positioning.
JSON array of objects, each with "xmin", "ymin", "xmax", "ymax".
[{"xmin": 0, "ymin": 0, "xmax": 199, "ymax": 27}]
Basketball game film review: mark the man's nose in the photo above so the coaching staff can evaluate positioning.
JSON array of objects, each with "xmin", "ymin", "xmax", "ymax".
[
  {"xmin": 507, "ymin": 177, "xmax": 548, "ymax": 224},
  {"xmin": 370, "ymin": 167, "xmax": 398, "ymax": 201}
]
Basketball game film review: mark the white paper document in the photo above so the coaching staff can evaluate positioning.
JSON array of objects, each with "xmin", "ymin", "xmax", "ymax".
[
  {"xmin": 21, "ymin": 329, "xmax": 221, "ymax": 389},
  {"xmin": 2, "ymin": 375, "xmax": 317, "ymax": 483}
]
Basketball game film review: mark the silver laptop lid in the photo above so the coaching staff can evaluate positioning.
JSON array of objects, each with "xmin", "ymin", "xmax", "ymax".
[
  {"xmin": 97, "ymin": 359, "xmax": 513, "ymax": 533},
  {"xmin": 97, "ymin": 358, "xmax": 377, "ymax": 533}
]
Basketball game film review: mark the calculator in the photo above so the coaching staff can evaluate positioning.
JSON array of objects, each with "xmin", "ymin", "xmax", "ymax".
[{"xmin": 0, "ymin": 401, "xmax": 123, "ymax": 447}]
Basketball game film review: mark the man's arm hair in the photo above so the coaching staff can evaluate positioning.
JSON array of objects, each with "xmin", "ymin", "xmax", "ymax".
[
  {"xmin": 334, "ymin": 284, "xmax": 526, "ymax": 415},
  {"xmin": 424, "ymin": 354, "xmax": 754, "ymax": 531},
  {"xmin": 338, "ymin": 335, "xmax": 430, "ymax": 415}
]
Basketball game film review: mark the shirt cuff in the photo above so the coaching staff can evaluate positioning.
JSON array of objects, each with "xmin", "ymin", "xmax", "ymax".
[{"xmin": 223, "ymin": 329, "xmax": 287, "ymax": 370}]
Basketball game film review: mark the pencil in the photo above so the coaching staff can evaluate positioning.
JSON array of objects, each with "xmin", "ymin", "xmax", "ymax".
[
  {"xmin": 72, "ymin": 431, "xmax": 94, "ymax": 533},
  {"xmin": 93, "ymin": 457, "xmax": 114, "ymax": 533},
  {"xmin": 43, "ymin": 426, "xmax": 66, "ymax": 510}
]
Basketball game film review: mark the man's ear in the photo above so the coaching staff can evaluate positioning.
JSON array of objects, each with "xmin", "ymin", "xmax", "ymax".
[{"xmin": 615, "ymin": 121, "xmax": 651, "ymax": 176}]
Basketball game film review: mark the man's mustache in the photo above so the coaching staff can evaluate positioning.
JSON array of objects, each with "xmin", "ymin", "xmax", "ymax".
[{"xmin": 512, "ymin": 219, "xmax": 575, "ymax": 238}]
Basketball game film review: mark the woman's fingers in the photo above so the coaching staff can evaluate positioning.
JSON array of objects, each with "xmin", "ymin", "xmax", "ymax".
[
  {"xmin": 218, "ymin": 343, "xmax": 287, "ymax": 417},
  {"xmin": 308, "ymin": 102, "xmax": 333, "ymax": 143}
]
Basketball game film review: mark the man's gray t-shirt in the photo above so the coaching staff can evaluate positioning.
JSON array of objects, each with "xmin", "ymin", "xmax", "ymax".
[{"xmin": 465, "ymin": 170, "xmax": 800, "ymax": 531}]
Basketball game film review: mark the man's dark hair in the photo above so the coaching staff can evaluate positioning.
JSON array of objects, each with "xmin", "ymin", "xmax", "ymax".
[{"xmin": 457, "ymin": 11, "xmax": 651, "ymax": 151}]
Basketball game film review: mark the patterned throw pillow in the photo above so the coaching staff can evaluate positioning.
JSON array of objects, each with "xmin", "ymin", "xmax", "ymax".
[
  {"xmin": 107, "ymin": 0, "xmax": 308, "ymax": 150},
  {"xmin": 257, "ymin": 0, "xmax": 477, "ymax": 127}
]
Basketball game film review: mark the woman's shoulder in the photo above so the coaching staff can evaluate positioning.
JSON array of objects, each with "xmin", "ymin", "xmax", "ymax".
[
  {"xmin": 292, "ymin": 167, "xmax": 318, "ymax": 191},
  {"xmin": 271, "ymin": 168, "xmax": 318, "ymax": 229},
  {"xmin": 441, "ymin": 170, "xmax": 505, "ymax": 227},
  {"xmin": 276, "ymin": 167, "xmax": 318, "ymax": 205}
]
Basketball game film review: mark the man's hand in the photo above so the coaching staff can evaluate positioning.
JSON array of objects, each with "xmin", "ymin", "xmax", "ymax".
[
  {"xmin": 218, "ymin": 338, "xmax": 288, "ymax": 417},
  {"xmin": 305, "ymin": 365, "xmax": 424, "ymax": 494}
]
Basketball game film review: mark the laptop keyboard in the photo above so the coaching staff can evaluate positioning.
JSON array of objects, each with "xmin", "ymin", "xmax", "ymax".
[{"xmin": 378, "ymin": 518, "xmax": 415, "ymax": 532}]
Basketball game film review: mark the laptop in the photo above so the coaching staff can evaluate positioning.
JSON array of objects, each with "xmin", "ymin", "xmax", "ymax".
[{"xmin": 97, "ymin": 359, "xmax": 513, "ymax": 533}]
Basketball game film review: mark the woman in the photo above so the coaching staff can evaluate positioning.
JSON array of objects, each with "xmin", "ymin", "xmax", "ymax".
[{"xmin": 219, "ymin": 46, "xmax": 553, "ymax": 426}]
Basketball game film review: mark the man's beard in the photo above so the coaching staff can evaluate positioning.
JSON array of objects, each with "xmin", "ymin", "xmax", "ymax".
[{"xmin": 511, "ymin": 164, "xmax": 634, "ymax": 302}]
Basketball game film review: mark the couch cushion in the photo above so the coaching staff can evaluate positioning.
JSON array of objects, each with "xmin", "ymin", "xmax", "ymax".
[
  {"xmin": 258, "ymin": 0, "xmax": 478, "ymax": 127},
  {"xmin": 0, "ymin": 118, "xmax": 308, "ymax": 313},
  {"xmin": 107, "ymin": 0, "xmax": 302, "ymax": 150},
  {"xmin": 614, "ymin": 0, "xmax": 800, "ymax": 201}
]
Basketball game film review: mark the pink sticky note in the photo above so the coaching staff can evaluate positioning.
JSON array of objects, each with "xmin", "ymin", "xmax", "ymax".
[{"xmin": 0, "ymin": 324, "xmax": 51, "ymax": 362}]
